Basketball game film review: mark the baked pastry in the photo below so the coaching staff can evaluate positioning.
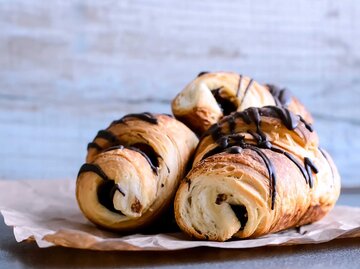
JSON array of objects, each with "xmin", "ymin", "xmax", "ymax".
[
  {"xmin": 174, "ymin": 106, "xmax": 340, "ymax": 241},
  {"xmin": 172, "ymin": 72, "xmax": 313, "ymax": 135},
  {"xmin": 76, "ymin": 113, "xmax": 198, "ymax": 232}
]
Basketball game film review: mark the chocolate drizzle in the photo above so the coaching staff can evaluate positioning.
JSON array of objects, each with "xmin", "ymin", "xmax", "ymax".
[
  {"xmin": 299, "ymin": 115, "xmax": 313, "ymax": 132},
  {"xmin": 87, "ymin": 142, "xmax": 103, "ymax": 151},
  {"xmin": 162, "ymin": 113, "xmax": 174, "ymax": 118},
  {"xmin": 78, "ymin": 163, "xmax": 126, "ymax": 213},
  {"xmin": 239, "ymin": 79, "xmax": 254, "ymax": 107},
  {"xmin": 80, "ymin": 113, "xmax": 164, "ymax": 212},
  {"xmin": 304, "ymin": 157, "xmax": 318, "ymax": 188},
  {"xmin": 228, "ymin": 114, "xmax": 236, "ymax": 134},
  {"xmin": 88, "ymin": 142, "xmax": 159, "ymax": 175},
  {"xmin": 225, "ymin": 146, "xmax": 243, "ymax": 154},
  {"xmin": 198, "ymin": 73, "xmax": 299, "ymax": 121},
  {"xmin": 95, "ymin": 130, "xmax": 120, "ymax": 144},
  {"xmin": 102, "ymin": 144, "xmax": 159, "ymax": 175},
  {"xmin": 201, "ymin": 106, "xmax": 318, "ymax": 210},
  {"xmin": 319, "ymin": 147, "xmax": 335, "ymax": 180},
  {"xmin": 266, "ymin": 84, "xmax": 292, "ymax": 107},
  {"xmin": 202, "ymin": 123, "xmax": 223, "ymax": 141},
  {"xmin": 270, "ymin": 146, "xmax": 310, "ymax": 185},
  {"xmin": 87, "ymin": 112, "xmax": 161, "ymax": 175},
  {"xmin": 236, "ymin": 74, "xmax": 243, "ymax": 97},
  {"xmin": 197, "ymin": 71, "xmax": 209, "ymax": 77},
  {"xmin": 111, "ymin": 112, "xmax": 158, "ymax": 126},
  {"xmin": 78, "ymin": 163, "xmax": 110, "ymax": 180},
  {"xmin": 87, "ymin": 129, "xmax": 120, "ymax": 151},
  {"xmin": 128, "ymin": 144, "xmax": 159, "ymax": 175},
  {"xmin": 80, "ymin": 112, "xmax": 168, "ymax": 215}
]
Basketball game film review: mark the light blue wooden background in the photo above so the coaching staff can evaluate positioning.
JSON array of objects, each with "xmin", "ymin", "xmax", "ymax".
[{"xmin": 0, "ymin": 0, "xmax": 359, "ymax": 186}]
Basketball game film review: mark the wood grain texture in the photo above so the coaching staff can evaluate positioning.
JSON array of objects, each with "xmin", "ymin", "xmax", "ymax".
[{"xmin": 0, "ymin": 0, "xmax": 359, "ymax": 185}]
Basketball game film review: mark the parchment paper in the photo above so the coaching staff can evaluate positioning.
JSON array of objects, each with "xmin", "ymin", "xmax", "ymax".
[{"xmin": 1, "ymin": 179, "xmax": 360, "ymax": 251}]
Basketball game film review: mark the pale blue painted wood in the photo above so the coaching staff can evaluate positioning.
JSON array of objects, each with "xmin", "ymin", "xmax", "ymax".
[{"xmin": 0, "ymin": 0, "xmax": 359, "ymax": 185}]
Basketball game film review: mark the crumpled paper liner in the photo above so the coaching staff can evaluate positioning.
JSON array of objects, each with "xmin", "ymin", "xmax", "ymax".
[{"xmin": 1, "ymin": 179, "xmax": 360, "ymax": 251}]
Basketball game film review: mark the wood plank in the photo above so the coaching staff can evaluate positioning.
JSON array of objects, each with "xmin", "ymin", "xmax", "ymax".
[
  {"xmin": 0, "ymin": 0, "xmax": 359, "ymax": 185},
  {"xmin": 0, "ymin": 101, "xmax": 358, "ymax": 186}
]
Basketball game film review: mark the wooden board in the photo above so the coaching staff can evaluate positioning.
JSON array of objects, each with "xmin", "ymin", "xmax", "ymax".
[{"xmin": 0, "ymin": 0, "xmax": 359, "ymax": 185}]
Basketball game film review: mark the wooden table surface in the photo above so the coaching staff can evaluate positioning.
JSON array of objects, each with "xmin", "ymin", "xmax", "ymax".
[{"xmin": 1, "ymin": 190, "xmax": 359, "ymax": 269}]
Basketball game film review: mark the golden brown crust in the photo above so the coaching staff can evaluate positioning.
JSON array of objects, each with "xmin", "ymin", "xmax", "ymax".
[
  {"xmin": 77, "ymin": 114, "xmax": 199, "ymax": 232},
  {"xmin": 193, "ymin": 115, "xmax": 317, "ymax": 166},
  {"xmin": 172, "ymin": 72, "xmax": 313, "ymax": 135},
  {"xmin": 174, "ymin": 108, "xmax": 340, "ymax": 241}
]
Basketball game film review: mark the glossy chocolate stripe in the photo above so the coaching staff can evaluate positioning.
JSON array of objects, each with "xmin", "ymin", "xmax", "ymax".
[
  {"xmin": 128, "ymin": 146, "xmax": 159, "ymax": 175},
  {"xmin": 245, "ymin": 145, "xmax": 277, "ymax": 209},
  {"xmin": 201, "ymin": 106, "xmax": 318, "ymax": 210},
  {"xmin": 95, "ymin": 130, "xmax": 120, "ymax": 144},
  {"xmin": 271, "ymin": 146, "xmax": 309, "ymax": 185},
  {"xmin": 236, "ymin": 74, "xmax": 243, "ymax": 97},
  {"xmin": 266, "ymin": 84, "xmax": 292, "ymax": 107},
  {"xmin": 78, "ymin": 163, "xmax": 110, "ymax": 180},
  {"xmin": 197, "ymin": 71, "xmax": 209, "ymax": 77},
  {"xmin": 87, "ymin": 142, "xmax": 103, "ymax": 151},
  {"xmin": 101, "ymin": 144, "xmax": 159, "ymax": 175},
  {"xmin": 111, "ymin": 112, "xmax": 158, "ymax": 126},
  {"xmin": 304, "ymin": 157, "xmax": 318, "ymax": 188},
  {"xmin": 239, "ymin": 78, "xmax": 254, "ymax": 107}
]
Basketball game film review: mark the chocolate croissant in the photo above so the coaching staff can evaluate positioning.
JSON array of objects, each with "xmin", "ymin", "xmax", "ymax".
[
  {"xmin": 172, "ymin": 72, "xmax": 313, "ymax": 135},
  {"xmin": 76, "ymin": 113, "xmax": 198, "ymax": 232},
  {"xmin": 174, "ymin": 106, "xmax": 340, "ymax": 241}
]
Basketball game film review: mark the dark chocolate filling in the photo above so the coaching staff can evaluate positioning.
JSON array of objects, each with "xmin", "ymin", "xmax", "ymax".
[
  {"xmin": 215, "ymin": 193, "xmax": 228, "ymax": 205},
  {"xmin": 211, "ymin": 87, "xmax": 238, "ymax": 116},
  {"xmin": 97, "ymin": 180, "xmax": 125, "ymax": 214},
  {"xmin": 230, "ymin": 204, "xmax": 248, "ymax": 231},
  {"xmin": 78, "ymin": 163, "xmax": 125, "ymax": 214},
  {"xmin": 78, "ymin": 144, "xmax": 160, "ymax": 213},
  {"xmin": 131, "ymin": 197, "xmax": 142, "ymax": 213},
  {"xmin": 199, "ymin": 73, "xmax": 298, "ymax": 120}
]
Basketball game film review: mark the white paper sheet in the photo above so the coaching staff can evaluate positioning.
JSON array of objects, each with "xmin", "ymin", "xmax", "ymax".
[{"xmin": 1, "ymin": 179, "xmax": 360, "ymax": 251}]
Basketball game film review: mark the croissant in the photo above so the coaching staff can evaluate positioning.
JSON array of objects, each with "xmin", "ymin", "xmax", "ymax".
[
  {"xmin": 76, "ymin": 113, "xmax": 198, "ymax": 232},
  {"xmin": 174, "ymin": 106, "xmax": 340, "ymax": 241},
  {"xmin": 172, "ymin": 72, "xmax": 313, "ymax": 135}
]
